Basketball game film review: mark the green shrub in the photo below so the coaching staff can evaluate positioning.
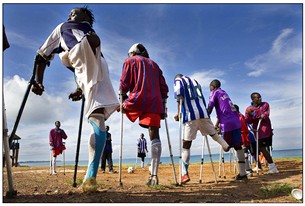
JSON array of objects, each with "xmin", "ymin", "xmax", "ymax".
[{"xmin": 259, "ymin": 183, "xmax": 294, "ymax": 197}]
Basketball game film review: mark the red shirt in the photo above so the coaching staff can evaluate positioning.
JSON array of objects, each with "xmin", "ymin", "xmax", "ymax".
[
  {"xmin": 245, "ymin": 102, "xmax": 273, "ymax": 139},
  {"xmin": 119, "ymin": 55, "xmax": 168, "ymax": 113},
  {"xmin": 238, "ymin": 113, "xmax": 250, "ymax": 146},
  {"xmin": 49, "ymin": 128, "xmax": 67, "ymax": 150}
]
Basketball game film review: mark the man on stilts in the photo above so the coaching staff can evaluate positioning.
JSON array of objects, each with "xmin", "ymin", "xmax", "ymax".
[{"xmin": 31, "ymin": 6, "xmax": 119, "ymax": 192}]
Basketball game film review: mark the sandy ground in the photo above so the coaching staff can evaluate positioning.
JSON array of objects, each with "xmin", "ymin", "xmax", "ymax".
[{"xmin": 2, "ymin": 158, "xmax": 303, "ymax": 203}]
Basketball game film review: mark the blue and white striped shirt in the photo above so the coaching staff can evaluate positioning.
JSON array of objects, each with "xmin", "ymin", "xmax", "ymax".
[
  {"xmin": 137, "ymin": 137, "xmax": 147, "ymax": 153},
  {"xmin": 174, "ymin": 76, "xmax": 210, "ymax": 123}
]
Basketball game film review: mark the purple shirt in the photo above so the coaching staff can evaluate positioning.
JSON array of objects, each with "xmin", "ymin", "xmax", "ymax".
[{"xmin": 208, "ymin": 88, "xmax": 241, "ymax": 132}]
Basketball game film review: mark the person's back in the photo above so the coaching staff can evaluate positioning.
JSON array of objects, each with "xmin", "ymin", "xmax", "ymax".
[
  {"xmin": 208, "ymin": 87, "xmax": 240, "ymax": 132},
  {"xmin": 237, "ymin": 113, "xmax": 250, "ymax": 146},
  {"xmin": 174, "ymin": 75, "xmax": 209, "ymax": 123},
  {"xmin": 32, "ymin": 7, "xmax": 119, "ymax": 192},
  {"xmin": 234, "ymin": 104, "xmax": 253, "ymax": 176},
  {"xmin": 174, "ymin": 75, "xmax": 229, "ymax": 184},
  {"xmin": 120, "ymin": 55, "xmax": 168, "ymax": 114},
  {"xmin": 208, "ymin": 79, "xmax": 247, "ymax": 181},
  {"xmin": 119, "ymin": 43, "xmax": 168, "ymax": 186}
]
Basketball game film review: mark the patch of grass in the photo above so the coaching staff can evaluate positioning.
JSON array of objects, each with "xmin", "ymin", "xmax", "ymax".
[
  {"xmin": 148, "ymin": 185, "xmax": 166, "ymax": 190},
  {"xmin": 259, "ymin": 183, "xmax": 294, "ymax": 198},
  {"xmin": 18, "ymin": 165, "xmax": 30, "ymax": 167},
  {"xmin": 66, "ymin": 178, "xmax": 83, "ymax": 185}
]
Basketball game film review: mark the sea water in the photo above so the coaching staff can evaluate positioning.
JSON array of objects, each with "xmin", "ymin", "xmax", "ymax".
[{"xmin": 18, "ymin": 148, "xmax": 302, "ymax": 167}]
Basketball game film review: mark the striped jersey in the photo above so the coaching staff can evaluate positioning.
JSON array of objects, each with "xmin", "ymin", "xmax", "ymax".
[
  {"xmin": 119, "ymin": 55, "xmax": 169, "ymax": 113},
  {"xmin": 174, "ymin": 75, "xmax": 210, "ymax": 123},
  {"xmin": 137, "ymin": 137, "xmax": 147, "ymax": 154}
]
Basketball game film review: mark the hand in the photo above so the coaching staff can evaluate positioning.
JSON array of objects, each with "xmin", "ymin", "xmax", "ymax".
[
  {"xmin": 86, "ymin": 31, "xmax": 100, "ymax": 52},
  {"xmin": 161, "ymin": 112, "xmax": 167, "ymax": 120},
  {"xmin": 215, "ymin": 127, "xmax": 221, "ymax": 135},
  {"xmin": 260, "ymin": 114, "xmax": 265, "ymax": 119},
  {"xmin": 247, "ymin": 109, "xmax": 254, "ymax": 115},
  {"xmin": 119, "ymin": 94, "xmax": 128, "ymax": 102},
  {"xmin": 116, "ymin": 105, "xmax": 121, "ymax": 112},
  {"xmin": 31, "ymin": 82, "xmax": 44, "ymax": 95},
  {"xmin": 174, "ymin": 114, "xmax": 179, "ymax": 121},
  {"xmin": 69, "ymin": 89, "xmax": 82, "ymax": 101},
  {"xmin": 251, "ymin": 128, "xmax": 258, "ymax": 132},
  {"xmin": 116, "ymin": 104, "xmax": 125, "ymax": 113}
]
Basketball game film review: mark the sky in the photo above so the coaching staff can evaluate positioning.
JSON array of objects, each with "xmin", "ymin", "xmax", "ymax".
[{"xmin": 1, "ymin": 2, "xmax": 303, "ymax": 163}]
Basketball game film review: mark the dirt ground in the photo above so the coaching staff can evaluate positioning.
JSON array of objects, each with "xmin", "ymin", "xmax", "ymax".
[{"xmin": 2, "ymin": 158, "xmax": 303, "ymax": 203}]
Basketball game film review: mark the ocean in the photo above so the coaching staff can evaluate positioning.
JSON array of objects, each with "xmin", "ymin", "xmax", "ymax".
[{"xmin": 19, "ymin": 148, "xmax": 302, "ymax": 167}]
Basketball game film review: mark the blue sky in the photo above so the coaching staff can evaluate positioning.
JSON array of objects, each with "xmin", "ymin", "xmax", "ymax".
[{"xmin": 2, "ymin": 3, "xmax": 303, "ymax": 162}]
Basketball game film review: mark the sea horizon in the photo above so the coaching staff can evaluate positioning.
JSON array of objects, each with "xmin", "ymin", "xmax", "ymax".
[{"xmin": 17, "ymin": 148, "xmax": 302, "ymax": 167}]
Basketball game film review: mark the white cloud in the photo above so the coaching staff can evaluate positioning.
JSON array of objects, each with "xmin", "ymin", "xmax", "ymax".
[
  {"xmin": 247, "ymin": 68, "xmax": 264, "ymax": 77},
  {"xmin": 3, "ymin": 75, "xmax": 88, "ymax": 161},
  {"xmin": 271, "ymin": 28, "xmax": 293, "ymax": 54},
  {"xmin": 6, "ymin": 30, "xmax": 40, "ymax": 50},
  {"xmin": 190, "ymin": 69, "xmax": 225, "ymax": 88},
  {"xmin": 3, "ymin": 5, "xmax": 302, "ymax": 163},
  {"xmin": 4, "ymin": 75, "xmax": 73, "ymax": 125},
  {"xmin": 246, "ymin": 28, "xmax": 302, "ymax": 77},
  {"xmin": 269, "ymin": 97, "xmax": 302, "ymax": 129}
]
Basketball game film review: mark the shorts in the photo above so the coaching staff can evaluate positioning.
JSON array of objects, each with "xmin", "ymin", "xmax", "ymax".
[
  {"xmin": 125, "ymin": 111, "xmax": 161, "ymax": 128},
  {"xmin": 183, "ymin": 118, "xmax": 217, "ymax": 141},
  {"xmin": 137, "ymin": 152, "xmax": 146, "ymax": 158},
  {"xmin": 52, "ymin": 145, "xmax": 66, "ymax": 157},
  {"xmin": 223, "ymin": 128, "xmax": 242, "ymax": 150}
]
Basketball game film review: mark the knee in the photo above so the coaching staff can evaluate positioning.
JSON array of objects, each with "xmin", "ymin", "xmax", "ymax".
[
  {"xmin": 183, "ymin": 140, "xmax": 192, "ymax": 149},
  {"xmin": 149, "ymin": 126, "xmax": 159, "ymax": 141}
]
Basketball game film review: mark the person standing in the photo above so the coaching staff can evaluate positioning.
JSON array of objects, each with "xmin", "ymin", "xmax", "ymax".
[
  {"xmin": 245, "ymin": 92, "xmax": 279, "ymax": 174},
  {"xmin": 234, "ymin": 104, "xmax": 253, "ymax": 176},
  {"xmin": 137, "ymin": 133, "xmax": 148, "ymax": 169},
  {"xmin": 173, "ymin": 74, "xmax": 229, "ymax": 184},
  {"xmin": 207, "ymin": 79, "xmax": 247, "ymax": 180},
  {"xmin": 119, "ymin": 43, "xmax": 169, "ymax": 186},
  {"xmin": 49, "ymin": 121, "xmax": 67, "ymax": 175},
  {"xmin": 100, "ymin": 126, "xmax": 114, "ymax": 173},
  {"xmin": 31, "ymin": 7, "xmax": 119, "ymax": 192}
]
